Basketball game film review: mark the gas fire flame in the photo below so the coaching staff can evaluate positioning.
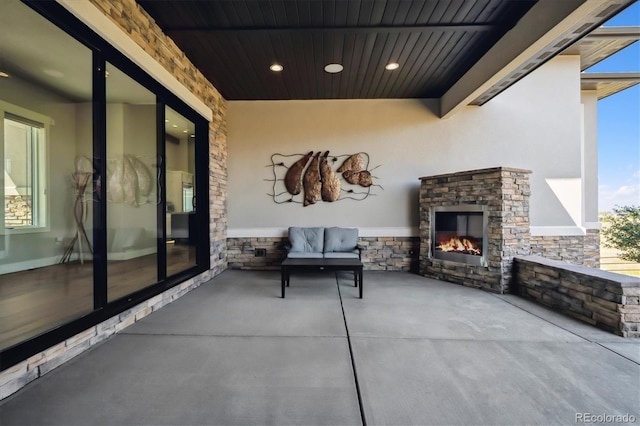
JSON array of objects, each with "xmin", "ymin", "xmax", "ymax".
[{"xmin": 436, "ymin": 237, "xmax": 481, "ymax": 255}]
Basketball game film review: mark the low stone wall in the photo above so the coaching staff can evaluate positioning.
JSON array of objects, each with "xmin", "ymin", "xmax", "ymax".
[
  {"xmin": 360, "ymin": 237, "xmax": 419, "ymax": 272},
  {"xmin": 514, "ymin": 255, "xmax": 640, "ymax": 337},
  {"xmin": 227, "ymin": 236, "xmax": 419, "ymax": 272},
  {"xmin": 0, "ymin": 274, "xmax": 210, "ymax": 400},
  {"xmin": 227, "ymin": 237, "xmax": 283, "ymax": 270},
  {"xmin": 530, "ymin": 230, "xmax": 600, "ymax": 268}
]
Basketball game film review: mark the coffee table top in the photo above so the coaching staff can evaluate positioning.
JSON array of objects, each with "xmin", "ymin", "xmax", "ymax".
[{"xmin": 281, "ymin": 258, "xmax": 362, "ymax": 267}]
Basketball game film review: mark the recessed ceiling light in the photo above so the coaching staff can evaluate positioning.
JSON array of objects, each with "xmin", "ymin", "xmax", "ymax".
[
  {"xmin": 172, "ymin": 124, "xmax": 178, "ymax": 128},
  {"xmin": 385, "ymin": 62, "xmax": 400, "ymax": 70},
  {"xmin": 0, "ymin": 71, "xmax": 9, "ymax": 78},
  {"xmin": 324, "ymin": 63, "xmax": 343, "ymax": 73},
  {"xmin": 270, "ymin": 64, "xmax": 284, "ymax": 72},
  {"xmin": 183, "ymin": 129, "xmax": 188, "ymax": 133}
]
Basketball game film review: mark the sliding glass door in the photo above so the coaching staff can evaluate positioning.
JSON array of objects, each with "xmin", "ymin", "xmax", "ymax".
[
  {"xmin": 165, "ymin": 106, "xmax": 197, "ymax": 276},
  {"xmin": 105, "ymin": 63, "xmax": 159, "ymax": 302},
  {"xmin": 0, "ymin": 0, "xmax": 94, "ymax": 350},
  {"xmin": 0, "ymin": 0, "xmax": 209, "ymax": 369}
]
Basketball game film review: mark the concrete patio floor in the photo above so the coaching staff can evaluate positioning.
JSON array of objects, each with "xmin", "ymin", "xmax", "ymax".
[{"xmin": 1, "ymin": 270, "xmax": 638, "ymax": 425}]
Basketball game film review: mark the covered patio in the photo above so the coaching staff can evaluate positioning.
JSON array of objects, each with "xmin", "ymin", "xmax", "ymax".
[
  {"xmin": 1, "ymin": 270, "xmax": 637, "ymax": 425},
  {"xmin": 1, "ymin": 0, "xmax": 639, "ymax": 417}
]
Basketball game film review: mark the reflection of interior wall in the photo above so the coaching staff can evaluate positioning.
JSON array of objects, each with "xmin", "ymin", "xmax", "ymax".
[
  {"xmin": 75, "ymin": 102, "xmax": 94, "ymax": 241},
  {"xmin": 106, "ymin": 103, "xmax": 157, "ymax": 257},
  {"xmin": 166, "ymin": 135, "xmax": 189, "ymax": 171},
  {"xmin": 166, "ymin": 132, "xmax": 194, "ymax": 215},
  {"xmin": 166, "ymin": 170, "xmax": 192, "ymax": 213},
  {"xmin": 188, "ymin": 139, "xmax": 195, "ymax": 178}
]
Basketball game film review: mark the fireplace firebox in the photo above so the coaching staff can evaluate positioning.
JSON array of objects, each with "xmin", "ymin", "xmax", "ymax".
[{"xmin": 431, "ymin": 205, "xmax": 487, "ymax": 267}]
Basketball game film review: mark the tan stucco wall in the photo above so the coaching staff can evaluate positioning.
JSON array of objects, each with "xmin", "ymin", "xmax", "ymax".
[{"xmin": 228, "ymin": 56, "xmax": 589, "ymax": 237}]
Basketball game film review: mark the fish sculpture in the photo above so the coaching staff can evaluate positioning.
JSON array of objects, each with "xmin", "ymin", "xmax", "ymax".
[
  {"xmin": 107, "ymin": 159, "xmax": 124, "ymax": 203},
  {"xmin": 128, "ymin": 156, "xmax": 152, "ymax": 197},
  {"xmin": 342, "ymin": 170, "xmax": 373, "ymax": 187},
  {"xmin": 337, "ymin": 153, "xmax": 365, "ymax": 173},
  {"xmin": 122, "ymin": 156, "xmax": 139, "ymax": 206},
  {"xmin": 303, "ymin": 152, "xmax": 321, "ymax": 206},
  {"xmin": 284, "ymin": 151, "xmax": 313, "ymax": 195},
  {"xmin": 320, "ymin": 151, "xmax": 340, "ymax": 202},
  {"xmin": 75, "ymin": 155, "xmax": 94, "ymax": 174}
]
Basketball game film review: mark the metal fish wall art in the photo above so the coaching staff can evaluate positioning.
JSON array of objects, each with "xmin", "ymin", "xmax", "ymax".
[
  {"xmin": 337, "ymin": 153, "xmax": 365, "ymax": 173},
  {"xmin": 303, "ymin": 152, "xmax": 322, "ymax": 206},
  {"xmin": 268, "ymin": 151, "xmax": 382, "ymax": 206},
  {"xmin": 320, "ymin": 151, "xmax": 341, "ymax": 202},
  {"xmin": 284, "ymin": 151, "xmax": 313, "ymax": 195}
]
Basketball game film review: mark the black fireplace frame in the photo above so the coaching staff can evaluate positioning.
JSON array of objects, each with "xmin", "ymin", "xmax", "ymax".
[{"xmin": 431, "ymin": 205, "xmax": 488, "ymax": 267}]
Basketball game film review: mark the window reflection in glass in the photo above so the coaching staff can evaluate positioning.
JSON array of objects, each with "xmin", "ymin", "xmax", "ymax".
[{"xmin": 3, "ymin": 113, "xmax": 46, "ymax": 228}]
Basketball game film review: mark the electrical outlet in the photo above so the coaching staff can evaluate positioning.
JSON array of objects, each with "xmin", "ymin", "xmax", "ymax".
[{"xmin": 255, "ymin": 248, "xmax": 266, "ymax": 257}]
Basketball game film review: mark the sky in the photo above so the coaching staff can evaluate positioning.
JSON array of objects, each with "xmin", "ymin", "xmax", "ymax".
[{"xmin": 589, "ymin": 1, "xmax": 640, "ymax": 212}]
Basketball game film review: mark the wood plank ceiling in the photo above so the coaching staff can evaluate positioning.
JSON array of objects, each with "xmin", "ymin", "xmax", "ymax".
[{"xmin": 137, "ymin": 0, "xmax": 537, "ymax": 100}]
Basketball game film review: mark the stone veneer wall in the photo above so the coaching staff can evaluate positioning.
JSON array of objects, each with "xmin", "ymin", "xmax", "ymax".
[
  {"xmin": 1, "ymin": 0, "xmax": 228, "ymax": 400},
  {"xmin": 514, "ymin": 256, "xmax": 640, "ymax": 337},
  {"xmin": 419, "ymin": 167, "xmax": 531, "ymax": 293},
  {"xmin": 227, "ymin": 236, "xmax": 419, "ymax": 272},
  {"xmin": 530, "ymin": 230, "xmax": 600, "ymax": 268}
]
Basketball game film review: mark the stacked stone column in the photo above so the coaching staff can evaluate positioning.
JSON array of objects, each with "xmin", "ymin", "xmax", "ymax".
[{"xmin": 419, "ymin": 167, "xmax": 531, "ymax": 293}]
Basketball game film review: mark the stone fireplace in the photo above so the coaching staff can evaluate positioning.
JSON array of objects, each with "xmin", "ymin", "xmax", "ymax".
[{"xmin": 419, "ymin": 167, "xmax": 531, "ymax": 293}]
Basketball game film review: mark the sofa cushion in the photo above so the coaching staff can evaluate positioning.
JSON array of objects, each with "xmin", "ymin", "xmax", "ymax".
[
  {"xmin": 324, "ymin": 251, "xmax": 360, "ymax": 259},
  {"xmin": 287, "ymin": 252, "xmax": 324, "ymax": 259},
  {"xmin": 288, "ymin": 227, "xmax": 324, "ymax": 253},
  {"xmin": 324, "ymin": 227, "xmax": 358, "ymax": 253}
]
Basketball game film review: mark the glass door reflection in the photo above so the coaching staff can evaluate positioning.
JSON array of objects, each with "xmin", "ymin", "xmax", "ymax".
[
  {"xmin": 165, "ymin": 106, "xmax": 197, "ymax": 276},
  {"xmin": 105, "ymin": 63, "xmax": 158, "ymax": 302}
]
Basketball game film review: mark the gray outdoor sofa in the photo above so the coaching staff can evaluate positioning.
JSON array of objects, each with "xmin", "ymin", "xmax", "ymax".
[{"xmin": 285, "ymin": 226, "xmax": 362, "ymax": 259}]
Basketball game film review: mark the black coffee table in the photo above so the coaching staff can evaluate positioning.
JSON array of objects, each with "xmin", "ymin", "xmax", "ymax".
[{"xmin": 280, "ymin": 258, "xmax": 363, "ymax": 298}]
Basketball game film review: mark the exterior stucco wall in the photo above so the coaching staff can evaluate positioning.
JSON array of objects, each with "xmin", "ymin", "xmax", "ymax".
[
  {"xmin": 228, "ymin": 56, "xmax": 591, "ymax": 242},
  {"xmin": 582, "ymin": 90, "xmax": 600, "ymax": 225}
]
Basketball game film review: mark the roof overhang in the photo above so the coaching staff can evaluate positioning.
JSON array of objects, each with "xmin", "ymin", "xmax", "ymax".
[
  {"xmin": 581, "ymin": 72, "xmax": 640, "ymax": 98},
  {"xmin": 440, "ymin": 0, "xmax": 635, "ymax": 118},
  {"xmin": 565, "ymin": 25, "xmax": 640, "ymax": 99},
  {"xmin": 564, "ymin": 26, "xmax": 640, "ymax": 70}
]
